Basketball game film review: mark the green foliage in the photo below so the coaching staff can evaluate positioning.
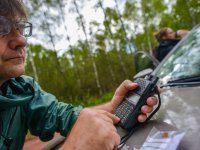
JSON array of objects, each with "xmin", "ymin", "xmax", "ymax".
[
  {"xmin": 26, "ymin": 43, "xmax": 135, "ymax": 105},
  {"xmin": 24, "ymin": 0, "xmax": 200, "ymax": 106}
]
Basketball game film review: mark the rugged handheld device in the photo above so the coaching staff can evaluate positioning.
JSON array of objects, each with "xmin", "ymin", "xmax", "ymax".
[{"xmin": 115, "ymin": 75, "xmax": 160, "ymax": 131}]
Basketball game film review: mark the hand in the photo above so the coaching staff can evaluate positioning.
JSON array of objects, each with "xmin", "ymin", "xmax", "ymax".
[
  {"xmin": 60, "ymin": 108, "xmax": 120, "ymax": 150},
  {"xmin": 109, "ymin": 80, "xmax": 158, "ymax": 123},
  {"xmin": 177, "ymin": 29, "xmax": 189, "ymax": 38}
]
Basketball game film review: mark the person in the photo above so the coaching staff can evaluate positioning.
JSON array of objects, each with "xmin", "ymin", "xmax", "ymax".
[
  {"xmin": 0, "ymin": 0, "xmax": 158, "ymax": 150},
  {"xmin": 153, "ymin": 27, "xmax": 189, "ymax": 61}
]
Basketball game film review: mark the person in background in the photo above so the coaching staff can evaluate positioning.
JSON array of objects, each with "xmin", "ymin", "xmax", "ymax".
[
  {"xmin": 0, "ymin": 0, "xmax": 158, "ymax": 150},
  {"xmin": 153, "ymin": 27, "xmax": 189, "ymax": 61}
]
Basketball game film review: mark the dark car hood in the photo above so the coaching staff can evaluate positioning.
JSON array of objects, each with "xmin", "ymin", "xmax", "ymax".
[
  {"xmin": 156, "ymin": 86, "xmax": 200, "ymax": 150},
  {"xmin": 116, "ymin": 85, "xmax": 200, "ymax": 150}
]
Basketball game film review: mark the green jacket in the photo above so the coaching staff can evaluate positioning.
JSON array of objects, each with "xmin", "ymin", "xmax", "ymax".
[{"xmin": 0, "ymin": 75, "xmax": 83, "ymax": 150}]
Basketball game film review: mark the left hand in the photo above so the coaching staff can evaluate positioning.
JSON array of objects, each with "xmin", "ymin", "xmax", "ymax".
[{"xmin": 108, "ymin": 80, "xmax": 158, "ymax": 123}]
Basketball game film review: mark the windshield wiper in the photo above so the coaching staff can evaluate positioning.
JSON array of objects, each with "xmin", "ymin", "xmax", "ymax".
[
  {"xmin": 160, "ymin": 76, "xmax": 200, "ymax": 88},
  {"xmin": 167, "ymin": 76, "xmax": 200, "ymax": 83}
]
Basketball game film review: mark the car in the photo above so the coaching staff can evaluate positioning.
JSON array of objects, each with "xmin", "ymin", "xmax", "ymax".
[
  {"xmin": 151, "ymin": 24, "xmax": 200, "ymax": 150},
  {"xmin": 119, "ymin": 24, "xmax": 200, "ymax": 150}
]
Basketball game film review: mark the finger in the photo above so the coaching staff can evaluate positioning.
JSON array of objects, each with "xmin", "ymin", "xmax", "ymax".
[
  {"xmin": 109, "ymin": 131, "xmax": 120, "ymax": 150},
  {"xmin": 103, "ymin": 111, "xmax": 120, "ymax": 124},
  {"xmin": 141, "ymin": 105, "xmax": 153, "ymax": 113},
  {"xmin": 146, "ymin": 96, "xmax": 158, "ymax": 106},
  {"xmin": 113, "ymin": 132, "xmax": 121, "ymax": 147},
  {"xmin": 111, "ymin": 80, "xmax": 138, "ymax": 109},
  {"xmin": 115, "ymin": 80, "xmax": 138, "ymax": 97},
  {"xmin": 113, "ymin": 146, "xmax": 118, "ymax": 150},
  {"xmin": 137, "ymin": 114, "xmax": 147, "ymax": 123}
]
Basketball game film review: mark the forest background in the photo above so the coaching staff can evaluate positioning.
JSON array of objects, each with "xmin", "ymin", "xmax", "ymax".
[{"xmin": 24, "ymin": 0, "xmax": 200, "ymax": 106}]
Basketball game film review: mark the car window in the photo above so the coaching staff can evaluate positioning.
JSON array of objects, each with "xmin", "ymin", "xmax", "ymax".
[
  {"xmin": 134, "ymin": 51, "xmax": 158, "ymax": 73},
  {"xmin": 155, "ymin": 26, "xmax": 200, "ymax": 83}
]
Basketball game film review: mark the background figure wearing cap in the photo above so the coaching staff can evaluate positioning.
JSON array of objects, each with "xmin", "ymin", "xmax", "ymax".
[{"xmin": 153, "ymin": 27, "xmax": 189, "ymax": 62}]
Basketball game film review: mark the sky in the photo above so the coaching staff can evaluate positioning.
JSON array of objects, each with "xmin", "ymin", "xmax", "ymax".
[{"xmin": 27, "ymin": 0, "xmax": 125, "ymax": 54}]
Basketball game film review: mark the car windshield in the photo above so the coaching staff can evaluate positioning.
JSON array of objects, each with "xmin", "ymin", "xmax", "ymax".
[{"xmin": 155, "ymin": 25, "xmax": 200, "ymax": 84}]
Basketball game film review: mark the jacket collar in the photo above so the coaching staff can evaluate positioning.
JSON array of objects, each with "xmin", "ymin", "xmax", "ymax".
[
  {"xmin": 0, "ymin": 77, "xmax": 35, "ymax": 110},
  {"xmin": 0, "ymin": 80, "xmax": 10, "ymax": 96}
]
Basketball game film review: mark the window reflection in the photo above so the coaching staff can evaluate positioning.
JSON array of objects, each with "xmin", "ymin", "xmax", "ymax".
[{"xmin": 156, "ymin": 26, "xmax": 200, "ymax": 83}]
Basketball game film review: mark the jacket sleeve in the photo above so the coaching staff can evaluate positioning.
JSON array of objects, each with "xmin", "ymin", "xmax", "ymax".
[{"xmin": 26, "ymin": 77, "xmax": 83, "ymax": 141}]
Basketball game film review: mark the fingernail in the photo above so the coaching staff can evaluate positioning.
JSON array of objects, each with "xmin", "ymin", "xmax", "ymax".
[
  {"xmin": 129, "ymin": 83, "xmax": 138, "ymax": 86},
  {"xmin": 115, "ymin": 116, "xmax": 120, "ymax": 122}
]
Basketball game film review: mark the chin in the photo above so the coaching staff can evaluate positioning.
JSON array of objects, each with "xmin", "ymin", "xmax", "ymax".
[{"xmin": 7, "ymin": 66, "xmax": 25, "ymax": 78}]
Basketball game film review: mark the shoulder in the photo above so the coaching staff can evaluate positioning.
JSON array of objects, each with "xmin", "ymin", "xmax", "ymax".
[{"xmin": 160, "ymin": 40, "xmax": 180, "ymax": 47}]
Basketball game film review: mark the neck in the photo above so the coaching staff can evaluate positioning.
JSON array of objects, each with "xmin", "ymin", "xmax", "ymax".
[
  {"xmin": 0, "ymin": 81, "xmax": 3, "ymax": 87},
  {"xmin": 0, "ymin": 79, "xmax": 8, "ymax": 88}
]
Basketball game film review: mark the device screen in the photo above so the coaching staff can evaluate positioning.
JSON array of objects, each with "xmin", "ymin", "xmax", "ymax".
[{"xmin": 126, "ymin": 93, "xmax": 140, "ymax": 105}]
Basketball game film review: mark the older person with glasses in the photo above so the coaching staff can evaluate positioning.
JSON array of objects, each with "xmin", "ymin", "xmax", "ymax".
[{"xmin": 0, "ymin": 0, "xmax": 158, "ymax": 150}]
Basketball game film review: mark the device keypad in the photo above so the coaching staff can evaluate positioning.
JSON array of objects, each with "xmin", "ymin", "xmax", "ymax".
[
  {"xmin": 135, "ymin": 79, "xmax": 149, "ymax": 95},
  {"xmin": 115, "ymin": 101, "xmax": 134, "ymax": 124}
]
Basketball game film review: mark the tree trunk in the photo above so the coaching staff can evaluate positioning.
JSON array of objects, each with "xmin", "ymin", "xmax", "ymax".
[
  {"xmin": 98, "ymin": 0, "xmax": 128, "ymax": 78},
  {"xmin": 43, "ymin": 11, "xmax": 67, "ymax": 84},
  {"xmin": 27, "ymin": 47, "xmax": 39, "ymax": 82},
  {"xmin": 73, "ymin": 0, "xmax": 103, "ymax": 96},
  {"xmin": 114, "ymin": 0, "xmax": 133, "ymax": 54},
  {"xmin": 184, "ymin": 0, "xmax": 197, "ymax": 27},
  {"xmin": 58, "ymin": 1, "xmax": 82, "ymax": 89}
]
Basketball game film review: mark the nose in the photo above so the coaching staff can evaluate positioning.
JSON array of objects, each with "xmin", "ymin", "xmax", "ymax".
[{"xmin": 8, "ymin": 29, "xmax": 27, "ymax": 50}]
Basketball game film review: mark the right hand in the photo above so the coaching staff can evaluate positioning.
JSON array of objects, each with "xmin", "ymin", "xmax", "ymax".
[{"xmin": 60, "ymin": 108, "xmax": 121, "ymax": 150}]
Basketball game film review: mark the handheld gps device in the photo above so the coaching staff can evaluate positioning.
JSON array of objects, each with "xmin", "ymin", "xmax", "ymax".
[{"xmin": 115, "ymin": 75, "xmax": 160, "ymax": 131}]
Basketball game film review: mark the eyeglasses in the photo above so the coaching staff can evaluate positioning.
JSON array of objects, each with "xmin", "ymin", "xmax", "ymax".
[{"xmin": 0, "ymin": 16, "xmax": 32, "ymax": 37}]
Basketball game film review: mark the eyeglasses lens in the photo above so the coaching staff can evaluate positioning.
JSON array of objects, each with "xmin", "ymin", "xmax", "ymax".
[
  {"xmin": 0, "ymin": 16, "xmax": 32, "ymax": 37},
  {"xmin": 16, "ymin": 21, "xmax": 32, "ymax": 37}
]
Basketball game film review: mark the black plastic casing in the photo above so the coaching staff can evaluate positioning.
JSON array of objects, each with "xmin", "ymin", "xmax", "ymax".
[{"xmin": 115, "ymin": 76, "xmax": 158, "ymax": 131}]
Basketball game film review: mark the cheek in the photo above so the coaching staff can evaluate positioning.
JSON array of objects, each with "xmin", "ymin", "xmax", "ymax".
[
  {"xmin": 0, "ymin": 41, "xmax": 8, "ymax": 60},
  {"xmin": 0, "ymin": 63, "xmax": 25, "ymax": 78},
  {"xmin": 0, "ymin": 53, "xmax": 5, "ymax": 65},
  {"xmin": 0, "ymin": 56, "xmax": 25, "ymax": 78}
]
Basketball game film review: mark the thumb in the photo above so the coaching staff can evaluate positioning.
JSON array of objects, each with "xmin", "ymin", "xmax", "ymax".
[{"xmin": 111, "ymin": 80, "xmax": 138, "ymax": 110}]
